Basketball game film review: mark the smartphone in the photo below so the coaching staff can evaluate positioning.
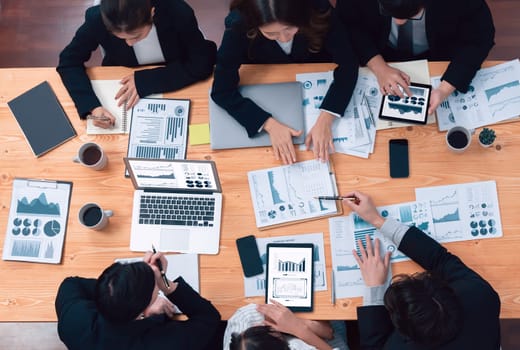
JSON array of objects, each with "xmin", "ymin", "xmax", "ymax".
[
  {"xmin": 236, "ymin": 235, "xmax": 264, "ymax": 277},
  {"xmin": 389, "ymin": 139, "xmax": 409, "ymax": 178}
]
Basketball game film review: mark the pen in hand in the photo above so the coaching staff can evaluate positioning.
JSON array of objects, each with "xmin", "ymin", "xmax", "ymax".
[
  {"xmin": 151, "ymin": 245, "xmax": 170, "ymax": 289},
  {"xmin": 315, "ymin": 196, "xmax": 358, "ymax": 202}
]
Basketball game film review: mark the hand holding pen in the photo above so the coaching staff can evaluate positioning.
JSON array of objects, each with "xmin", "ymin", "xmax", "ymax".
[
  {"xmin": 342, "ymin": 191, "xmax": 385, "ymax": 229},
  {"xmin": 150, "ymin": 245, "xmax": 170, "ymax": 289},
  {"xmin": 87, "ymin": 106, "xmax": 116, "ymax": 128}
]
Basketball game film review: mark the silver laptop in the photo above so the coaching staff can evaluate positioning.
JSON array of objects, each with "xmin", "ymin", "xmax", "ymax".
[
  {"xmin": 124, "ymin": 158, "xmax": 222, "ymax": 254},
  {"xmin": 209, "ymin": 82, "xmax": 305, "ymax": 150}
]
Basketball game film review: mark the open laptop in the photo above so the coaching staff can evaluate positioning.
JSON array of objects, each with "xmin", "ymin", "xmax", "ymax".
[
  {"xmin": 124, "ymin": 157, "xmax": 222, "ymax": 254},
  {"xmin": 209, "ymin": 82, "xmax": 305, "ymax": 150}
]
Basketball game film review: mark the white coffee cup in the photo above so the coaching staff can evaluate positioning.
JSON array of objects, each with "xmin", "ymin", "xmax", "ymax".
[
  {"xmin": 78, "ymin": 203, "xmax": 113, "ymax": 230},
  {"xmin": 446, "ymin": 126, "xmax": 474, "ymax": 153},
  {"xmin": 73, "ymin": 142, "xmax": 107, "ymax": 170}
]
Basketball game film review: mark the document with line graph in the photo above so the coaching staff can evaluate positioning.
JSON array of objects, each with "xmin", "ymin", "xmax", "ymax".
[{"xmin": 126, "ymin": 97, "xmax": 190, "ymax": 163}]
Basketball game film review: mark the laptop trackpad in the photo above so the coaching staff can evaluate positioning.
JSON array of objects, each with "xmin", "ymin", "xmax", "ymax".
[{"xmin": 160, "ymin": 229, "xmax": 190, "ymax": 251}]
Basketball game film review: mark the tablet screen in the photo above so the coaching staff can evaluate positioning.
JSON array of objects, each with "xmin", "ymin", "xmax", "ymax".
[
  {"xmin": 265, "ymin": 243, "xmax": 314, "ymax": 312},
  {"xmin": 379, "ymin": 82, "xmax": 432, "ymax": 124}
]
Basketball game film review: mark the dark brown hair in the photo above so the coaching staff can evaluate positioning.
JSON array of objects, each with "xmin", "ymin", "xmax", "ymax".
[
  {"xmin": 100, "ymin": 0, "xmax": 153, "ymax": 33},
  {"xmin": 384, "ymin": 272, "xmax": 463, "ymax": 346},
  {"xmin": 230, "ymin": 0, "xmax": 330, "ymax": 53}
]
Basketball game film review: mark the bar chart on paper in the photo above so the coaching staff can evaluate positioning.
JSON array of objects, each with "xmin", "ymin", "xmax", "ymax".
[{"xmin": 127, "ymin": 98, "xmax": 190, "ymax": 163}]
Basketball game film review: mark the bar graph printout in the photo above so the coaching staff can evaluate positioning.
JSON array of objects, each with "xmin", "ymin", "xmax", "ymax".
[{"xmin": 127, "ymin": 98, "xmax": 190, "ymax": 161}]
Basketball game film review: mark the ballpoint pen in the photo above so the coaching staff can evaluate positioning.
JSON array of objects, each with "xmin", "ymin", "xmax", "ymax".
[
  {"xmin": 314, "ymin": 196, "xmax": 358, "ymax": 202},
  {"xmin": 86, "ymin": 114, "xmax": 112, "ymax": 122},
  {"xmin": 151, "ymin": 244, "xmax": 170, "ymax": 288}
]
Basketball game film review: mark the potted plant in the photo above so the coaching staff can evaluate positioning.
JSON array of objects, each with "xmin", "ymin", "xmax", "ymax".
[{"xmin": 478, "ymin": 127, "xmax": 496, "ymax": 147}]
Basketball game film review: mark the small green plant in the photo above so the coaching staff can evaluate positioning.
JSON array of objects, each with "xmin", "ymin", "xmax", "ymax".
[{"xmin": 479, "ymin": 127, "xmax": 496, "ymax": 145}]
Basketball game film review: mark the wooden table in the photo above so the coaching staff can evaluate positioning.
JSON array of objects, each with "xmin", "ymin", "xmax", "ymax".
[{"xmin": 1, "ymin": 62, "xmax": 519, "ymax": 321}]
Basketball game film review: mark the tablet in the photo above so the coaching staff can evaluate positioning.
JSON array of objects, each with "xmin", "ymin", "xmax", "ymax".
[
  {"xmin": 379, "ymin": 82, "xmax": 432, "ymax": 124},
  {"xmin": 265, "ymin": 243, "xmax": 314, "ymax": 312}
]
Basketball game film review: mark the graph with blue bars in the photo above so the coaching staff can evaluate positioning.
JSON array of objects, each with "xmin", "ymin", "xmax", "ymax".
[{"xmin": 128, "ymin": 98, "xmax": 190, "ymax": 162}]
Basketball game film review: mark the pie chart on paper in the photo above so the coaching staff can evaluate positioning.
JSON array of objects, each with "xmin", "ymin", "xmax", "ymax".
[{"xmin": 44, "ymin": 220, "xmax": 61, "ymax": 237}]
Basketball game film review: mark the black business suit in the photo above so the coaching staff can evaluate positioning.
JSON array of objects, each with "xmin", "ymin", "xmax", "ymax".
[
  {"xmin": 55, "ymin": 276, "xmax": 221, "ymax": 350},
  {"xmin": 336, "ymin": 0, "xmax": 495, "ymax": 92},
  {"xmin": 211, "ymin": 8, "xmax": 358, "ymax": 137},
  {"xmin": 57, "ymin": 0, "xmax": 216, "ymax": 118},
  {"xmin": 357, "ymin": 226, "xmax": 501, "ymax": 349}
]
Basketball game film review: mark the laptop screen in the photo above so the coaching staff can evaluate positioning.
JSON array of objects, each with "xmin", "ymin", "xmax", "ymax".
[{"xmin": 125, "ymin": 158, "xmax": 221, "ymax": 192}]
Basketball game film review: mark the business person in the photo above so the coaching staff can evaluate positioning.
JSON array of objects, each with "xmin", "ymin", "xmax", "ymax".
[
  {"xmin": 342, "ymin": 191, "xmax": 501, "ymax": 349},
  {"xmin": 336, "ymin": 0, "xmax": 495, "ymax": 114},
  {"xmin": 211, "ymin": 0, "xmax": 358, "ymax": 164},
  {"xmin": 224, "ymin": 302, "xmax": 349, "ymax": 350},
  {"xmin": 57, "ymin": 0, "xmax": 216, "ymax": 128},
  {"xmin": 55, "ymin": 251, "xmax": 221, "ymax": 349}
]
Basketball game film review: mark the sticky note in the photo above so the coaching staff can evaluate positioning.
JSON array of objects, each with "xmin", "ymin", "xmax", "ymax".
[{"xmin": 189, "ymin": 123, "xmax": 210, "ymax": 145}]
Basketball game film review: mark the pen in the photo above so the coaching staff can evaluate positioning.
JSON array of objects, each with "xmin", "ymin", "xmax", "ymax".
[
  {"xmin": 87, "ymin": 114, "xmax": 112, "ymax": 122},
  {"xmin": 151, "ymin": 245, "xmax": 170, "ymax": 289},
  {"xmin": 314, "ymin": 196, "xmax": 358, "ymax": 202},
  {"xmin": 331, "ymin": 269, "xmax": 336, "ymax": 306}
]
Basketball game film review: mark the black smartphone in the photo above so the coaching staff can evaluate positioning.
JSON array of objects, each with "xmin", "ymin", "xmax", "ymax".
[
  {"xmin": 389, "ymin": 139, "xmax": 409, "ymax": 178},
  {"xmin": 236, "ymin": 235, "xmax": 264, "ymax": 277}
]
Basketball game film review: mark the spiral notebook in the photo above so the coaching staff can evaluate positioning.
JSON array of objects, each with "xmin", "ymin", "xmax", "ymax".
[{"xmin": 88, "ymin": 80, "xmax": 161, "ymax": 134}]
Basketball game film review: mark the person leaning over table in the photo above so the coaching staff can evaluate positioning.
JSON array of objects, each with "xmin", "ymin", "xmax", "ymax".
[
  {"xmin": 55, "ymin": 251, "xmax": 221, "ymax": 349},
  {"xmin": 341, "ymin": 190, "xmax": 501, "ymax": 349},
  {"xmin": 224, "ymin": 302, "xmax": 349, "ymax": 350},
  {"xmin": 336, "ymin": 0, "xmax": 495, "ymax": 115},
  {"xmin": 210, "ymin": 0, "xmax": 358, "ymax": 165},
  {"xmin": 57, "ymin": 0, "xmax": 216, "ymax": 129}
]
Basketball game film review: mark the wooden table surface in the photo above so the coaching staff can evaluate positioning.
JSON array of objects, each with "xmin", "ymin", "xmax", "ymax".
[{"xmin": 1, "ymin": 62, "xmax": 519, "ymax": 321}]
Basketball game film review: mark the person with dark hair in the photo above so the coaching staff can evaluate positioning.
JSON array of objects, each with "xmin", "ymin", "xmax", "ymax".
[
  {"xmin": 341, "ymin": 190, "xmax": 501, "ymax": 349},
  {"xmin": 224, "ymin": 302, "xmax": 349, "ymax": 349},
  {"xmin": 55, "ymin": 251, "xmax": 221, "ymax": 349},
  {"xmin": 336, "ymin": 0, "xmax": 495, "ymax": 115},
  {"xmin": 57, "ymin": 0, "xmax": 216, "ymax": 129},
  {"xmin": 211, "ymin": 0, "xmax": 358, "ymax": 164}
]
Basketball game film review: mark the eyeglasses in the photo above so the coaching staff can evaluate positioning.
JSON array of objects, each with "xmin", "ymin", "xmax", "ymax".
[{"xmin": 378, "ymin": 2, "xmax": 425, "ymax": 21}]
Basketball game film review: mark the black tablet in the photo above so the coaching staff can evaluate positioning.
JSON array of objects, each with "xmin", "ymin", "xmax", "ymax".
[
  {"xmin": 265, "ymin": 243, "xmax": 314, "ymax": 312},
  {"xmin": 379, "ymin": 82, "xmax": 432, "ymax": 124}
]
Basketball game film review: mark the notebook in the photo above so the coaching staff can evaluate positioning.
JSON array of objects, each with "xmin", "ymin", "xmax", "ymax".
[
  {"xmin": 209, "ymin": 82, "xmax": 305, "ymax": 149},
  {"xmin": 89, "ymin": 80, "xmax": 162, "ymax": 134},
  {"xmin": 124, "ymin": 157, "xmax": 223, "ymax": 254},
  {"xmin": 7, "ymin": 81, "xmax": 76, "ymax": 157}
]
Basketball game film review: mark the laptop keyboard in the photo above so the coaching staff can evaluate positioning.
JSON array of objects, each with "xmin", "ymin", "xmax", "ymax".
[{"xmin": 139, "ymin": 195, "xmax": 215, "ymax": 227}]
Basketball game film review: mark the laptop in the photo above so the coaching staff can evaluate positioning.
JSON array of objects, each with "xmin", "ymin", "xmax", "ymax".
[
  {"xmin": 209, "ymin": 82, "xmax": 305, "ymax": 150},
  {"xmin": 124, "ymin": 157, "xmax": 223, "ymax": 254}
]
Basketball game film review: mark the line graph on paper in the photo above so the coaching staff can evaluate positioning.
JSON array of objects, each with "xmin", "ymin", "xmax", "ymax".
[{"xmin": 428, "ymin": 190, "xmax": 465, "ymax": 242}]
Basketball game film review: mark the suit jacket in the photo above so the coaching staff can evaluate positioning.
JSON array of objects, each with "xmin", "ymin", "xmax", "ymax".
[
  {"xmin": 357, "ymin": 227, "xmax": 501, "ymax": 350},
  {"xmin": 55, "ymin": 276, "xmax": 221, "ymax": 350},
  {"xmin": 211, "ymin": 8, "xmax": 358, "ymax": 137},
  {"xmin": 57, "ymin": 0, "xmax": 216, "ymax": 118},
  {"xmin": 336, "ymin": 0, "xmax": 495, "ymax": 92}
]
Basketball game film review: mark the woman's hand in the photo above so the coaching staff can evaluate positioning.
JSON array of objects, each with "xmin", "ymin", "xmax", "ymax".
[
  {"xmin": 88, "ymin": 106, "xmax": 116, "ymax": 128},
  {"xmin": 144, "ymin": 295, "xmax": 177, "ymax": 318},
  {"xmin": 368, "ymin": 55, "xmax": 412, "ymax": 97},
  {"xmin": 263, "ymin": 117, "xmax": 302, "ymax": 164},
  {"xmin": 304, "ymin": 111, "xmax": 335, "ymax": 162},
  {"xmin": 115, "ymin": 73, "xmax": 140, "ymax": 109}
]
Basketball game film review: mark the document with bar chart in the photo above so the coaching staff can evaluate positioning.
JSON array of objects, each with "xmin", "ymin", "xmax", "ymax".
[{"xmin": 127, "ymin": 98, "xmax": 190, "ymax": 164}]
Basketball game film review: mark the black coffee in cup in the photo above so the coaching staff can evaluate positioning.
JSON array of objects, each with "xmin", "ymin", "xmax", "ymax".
[
  {"xmin": 83, "ymin": 206, "xmax": 102, "ymax": 226},
  {"xmin": 447, "ymin": 130, "xmax": 469, "ymax": 149},
  {"xmin": 82, "ymin": 146, "xmax": 102, "ymax": 165}
]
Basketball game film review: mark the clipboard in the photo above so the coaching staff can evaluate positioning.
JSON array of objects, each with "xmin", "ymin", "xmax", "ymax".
[
  {"xmin": 265, "ymin": 243, "xmax": 314, "ymax": 312},
  {"xmin": 2, "ymin": 178, "xmax": 73, "ymax": 264},
  {"xmin": 247, "ymin": 159, "xmax": 343, "ymax": 230}
]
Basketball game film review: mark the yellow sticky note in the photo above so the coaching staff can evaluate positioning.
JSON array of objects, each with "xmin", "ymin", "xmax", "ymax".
[{"xmin": 189, "ymin": 123, "xmax": 210, "ymax": 145}]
